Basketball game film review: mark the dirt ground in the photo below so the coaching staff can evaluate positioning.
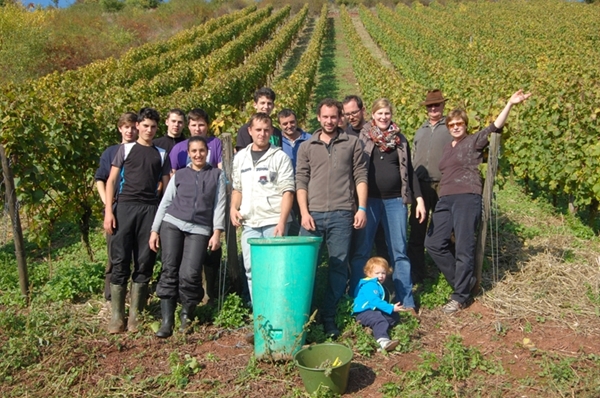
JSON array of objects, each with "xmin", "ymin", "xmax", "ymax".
[{"xmin": 73, "ymin": 300, "xmax": 599, "ymax": 397}]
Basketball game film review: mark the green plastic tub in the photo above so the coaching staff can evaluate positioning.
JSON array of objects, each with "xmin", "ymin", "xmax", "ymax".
[
  {"xmin": 249, "ymin": 236, "xmax": 322, "ymax": 360},
  {"xmin": 294, "ymin": 343, "xmax": 353, "ymax": 394}
]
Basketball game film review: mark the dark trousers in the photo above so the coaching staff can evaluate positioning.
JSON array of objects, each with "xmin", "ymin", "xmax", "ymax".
[
  {"xmin": 204, "ymin": 246, "xmax": 222, "ymax": 299},
  {"xmin": 104, "ymin": 233, "xmax": 112, "ymax": 300},
  {"xmin": 156, "ymin": 221, "xmax": 209, "ymax": 307},
  {"xmin": 407, "ymin": 180, "xmax": 441, "ymax": 283},
  {"xmin": 110, "ymin": 203, "xmax": 157, "ymax": 286},
  {"xmin": 425, "ymin": 194, "xmax": 481, "ymax": 304},
  {"xmin": 355, "ymin": 310, "xmax": 399, "ymax": 340}
]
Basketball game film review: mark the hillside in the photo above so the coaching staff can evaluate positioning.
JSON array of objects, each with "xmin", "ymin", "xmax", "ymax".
[{"xmin": 1, "ymin": 1, "xmax": 600, "ymax": 396}]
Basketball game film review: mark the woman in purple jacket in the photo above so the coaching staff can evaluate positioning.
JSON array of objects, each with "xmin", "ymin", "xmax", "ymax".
[{"xmin": 425, "ymin": 90, "xmax": 531, "ymax": 314}]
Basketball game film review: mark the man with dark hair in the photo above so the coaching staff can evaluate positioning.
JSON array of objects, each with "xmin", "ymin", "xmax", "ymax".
[
  {"xmin": 95, "ymin": 112, "xmax": 138, "ymax": 302},
  {"xmin": 278, "ymin": 108, "xmax": 311, "ymax": 236},
  {"xmin": 153, "ymin": 108, "xmax": 186, "ymax": 154},
  {"xmin": 407, "ymin": 89, "xmax": 453, "ymax": 283},
  {"xmin": 235, "ymin": 87, "xmax": 283, "ymax": 151},
  {"xmin": 170, "ymin": 109, "xmax": 222, "ymax": 171},
  {"xmin": 342, "ymin": 95, "xmax": 367, "ymax": 137},
  {"xmin": 103, "ymin": 107, "xmax": 171, "ymax": 334},
  {"xmin": 231, "ymin": 113, "xmax": 294, "ymax": 303},
  {"xmin": 278, "ymin": 108, "xmax": 311, "ymax": 171},
  {"xmin": 296, "ymin": 98, "xmax": 368, "ymax": 338}
]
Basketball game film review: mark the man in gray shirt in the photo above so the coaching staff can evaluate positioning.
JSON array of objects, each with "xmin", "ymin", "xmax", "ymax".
[
  {"xmin": 407, "ymin": 90, "xmax": 453, "ymax": 283},
  {"xmin": 296, "ymin": 98, "xmax": 368, "ymax": 338}
]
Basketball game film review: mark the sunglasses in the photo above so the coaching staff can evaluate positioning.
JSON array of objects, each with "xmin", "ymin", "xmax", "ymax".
[
  {"xmin": 448, "ymin": 121, "xmax": 465, "ymax": 128},
  {"xmin": 426, "ymin": 103, "xmax": 443, "ymax": 108}
]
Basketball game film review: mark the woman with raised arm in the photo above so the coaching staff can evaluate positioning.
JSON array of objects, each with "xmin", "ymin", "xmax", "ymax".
[
  {"xmin": 149, "ymin": 136, "xmax": 226, "ymax": 337},
  {"xmin": 425, "ymin": 89, "xmax": 532, "ymax": 314},
  {"xmin": 349, "ymin": 98, "xmax": 426, "ymax": 315}
]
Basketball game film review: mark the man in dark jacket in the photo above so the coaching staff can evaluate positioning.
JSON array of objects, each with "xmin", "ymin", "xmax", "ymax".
[
  {"xmin": 407, "ymin": 90, "xmax": 453, "ymax": 283},
  {"xmin": 296, "ymin": 98, "xmax": 368, "ymax": 338}
]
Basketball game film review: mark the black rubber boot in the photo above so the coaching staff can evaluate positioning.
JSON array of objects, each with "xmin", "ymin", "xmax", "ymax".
[
  {"xmin": 108, "ymin": 284, "xmax": 126, "ymax": 334},
  {"xmin": 127, "ymin": 282, "xmax": 148, "ymax": 332},
  {"xmin": 156, "ymin": 298, "xmax": 177, "ymax": 338},
  {"xmin": 179, "ymin": 304, "xmax": 197, "ymax": 333}
]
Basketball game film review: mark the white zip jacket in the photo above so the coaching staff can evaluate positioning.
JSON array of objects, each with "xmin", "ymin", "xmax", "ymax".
[{"xmin": 232, "ymin": 145, "xmax": 295, "ymax": 228}]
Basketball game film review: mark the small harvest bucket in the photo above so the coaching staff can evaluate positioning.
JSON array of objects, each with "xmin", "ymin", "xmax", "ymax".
[{"xmin": 294, "ymin": 343, "xmax": 353, "ymax": 394}]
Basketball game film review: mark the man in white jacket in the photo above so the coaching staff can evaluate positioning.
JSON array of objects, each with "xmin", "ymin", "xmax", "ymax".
[{"xmin": 231, "ymin": 113, "xmax": 295, "ymax": 302}]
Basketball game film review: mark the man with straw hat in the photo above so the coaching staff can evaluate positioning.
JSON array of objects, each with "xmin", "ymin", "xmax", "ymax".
[{"xmin": 407, "ymin": 90, "xmax": 453, "ymax": 284}]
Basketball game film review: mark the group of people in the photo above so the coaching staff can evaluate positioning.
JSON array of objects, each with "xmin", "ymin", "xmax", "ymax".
[{"xmin": 95, "ymin": 86, "xmax": 531, "ymax": 349}]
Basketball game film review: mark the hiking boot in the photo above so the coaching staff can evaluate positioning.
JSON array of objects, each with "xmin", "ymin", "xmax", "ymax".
[
  {"xmin": 179, "ymin": 304, "xmax": 196, "ymax": 333},
  {"xmin": 108, "ymin": 284, "xmax": 126, "ymax": 334},
  {"xmin": 156, "ymin": 298, "xmax": 177, "ymax": 338},
  {"xmin": 127, "ymin": 282, "xmax": 148, "ymax": 332},
  {"xmin": 441, "ymin": 299, "xmax": 464, "ymax": 314},
  {"xmin": 377, "ymin": 338, "xmax": 399, "ymax": 352}
]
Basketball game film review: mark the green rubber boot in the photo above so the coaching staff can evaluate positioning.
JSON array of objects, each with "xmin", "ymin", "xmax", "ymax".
[
  {"xmin": 108, "ymin": 284, "xmax": 126, "ymax": 334},
  {"xmin": 127, "ymin": 282, "xmax": 148, "ymax": 333},
  {"xmin": 156, "ymin": 298, "xmax": 177, "ymax": 338}
]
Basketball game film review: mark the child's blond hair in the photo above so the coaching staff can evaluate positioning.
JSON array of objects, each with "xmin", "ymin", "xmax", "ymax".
[{"xmin": 363, "ymin": 256, "xmax": 393, "ymax": 276}]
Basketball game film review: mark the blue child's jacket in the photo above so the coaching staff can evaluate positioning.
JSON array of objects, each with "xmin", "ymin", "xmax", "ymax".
[{"xmin": 353, "ymin": 277, "xmax": 394, "ymax": 315}]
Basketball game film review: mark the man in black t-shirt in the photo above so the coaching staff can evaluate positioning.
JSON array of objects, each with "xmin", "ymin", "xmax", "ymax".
[
  {"xmin": 104, "ymin": 107, "xmax": 171, "ymax": 334},
  {"xmin": 153, "ymin": 108, "xmax": 186, "ymax": 155},
  {"xmin": 235, "ymin": 87, "xmax": 283, "ymax": 152}
]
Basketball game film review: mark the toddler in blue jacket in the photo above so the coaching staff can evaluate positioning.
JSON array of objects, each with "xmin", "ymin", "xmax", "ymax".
[{"xmin": 353, "ymin": 257, "xmax": 403, "ymax": 352}]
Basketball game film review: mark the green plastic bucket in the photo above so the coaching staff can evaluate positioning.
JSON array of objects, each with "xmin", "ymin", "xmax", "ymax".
[
  {"xmin": 249, "ymin": 236, "xmax": 322, "ymax": 360},
  {"xmin": 294, "ymin": 343, "xmax": 353, "ymax": 394}
]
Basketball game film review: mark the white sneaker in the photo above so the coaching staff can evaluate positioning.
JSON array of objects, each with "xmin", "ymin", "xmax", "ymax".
[{"xmin": 377, "ymin": 338, "xmax": 399, "ymax": 352}]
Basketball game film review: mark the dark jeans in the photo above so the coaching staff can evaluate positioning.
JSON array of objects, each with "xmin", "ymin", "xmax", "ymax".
[
  {"xmin": 300, "ymin": 210, "xmax": 354, "ymax": 320},
  {"xmin": 110, "ymin": 203, "xmax": 157, "ymax": 286},
  {"xmin": 425, "ymin": 194, "xmax": 482, "ymax": 304},
  {"xmin": 156, "ymin": 221, "xmax": 210, "ymax": 307},
  {"xmin": 355, "ymin": 310, "xmax": 399, "ymax": 340},
  {"xmin": 407, "ymin": 180, "xmax": 441, "ymax": 283}
]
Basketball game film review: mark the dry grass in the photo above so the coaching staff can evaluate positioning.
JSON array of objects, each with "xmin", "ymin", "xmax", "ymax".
[{"xmin": 480, "ymin": 183, "xmax": 600, "ymax": 334}]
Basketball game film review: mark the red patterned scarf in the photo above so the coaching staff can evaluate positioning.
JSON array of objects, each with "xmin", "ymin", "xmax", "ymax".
[{"xmin": 366, "ymin": 121, "xmax": 402, "ymax": 153}]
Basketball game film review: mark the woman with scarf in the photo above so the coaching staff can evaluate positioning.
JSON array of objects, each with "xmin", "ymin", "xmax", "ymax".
[{"xmin": 349, "ymin": 98, "xmax": 426, "ymax": 314}]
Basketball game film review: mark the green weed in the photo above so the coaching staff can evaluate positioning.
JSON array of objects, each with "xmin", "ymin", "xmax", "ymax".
[
  {"xmin": 164, "ymin": 351, "xmax": 202, "ymax": 388},
  {"xmin": 418, "ymin": 273, "xmax": 453, "ymax": 309},
  {"xmin": 334, "ymin": 295, "xmax": 354, "ymax": 332},
  {"xmin": 538, "ymin": 354, "xmax": 577, "ymax": 387},
  {"xmin": 341, "ymin": 320, "xmax": 379, "ymax": 357},
  {"xmin": 214, "ymin": 293, "xmax": 249, "ymax": 329},
  {"xmin": 389, "ymin": 313, "xmax": 420, "ymax": 353},
  {"xmin": 386, "ymin": 335, "xmax": 504, "ymax": 397},
  {"xmin": 235, "ymin": 355, "xmax": 262, "ymax": 384}
]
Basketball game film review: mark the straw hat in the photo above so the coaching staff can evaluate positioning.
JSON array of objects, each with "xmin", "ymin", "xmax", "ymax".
[{"xmin": 421, "ymin": 90, "xmax": 447, "ymax": 106}]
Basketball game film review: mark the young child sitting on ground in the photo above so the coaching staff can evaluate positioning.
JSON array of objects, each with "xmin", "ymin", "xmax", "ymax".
[{"xmin": 353, "ymin": 257, "xmax": 403, "ymax": 352}]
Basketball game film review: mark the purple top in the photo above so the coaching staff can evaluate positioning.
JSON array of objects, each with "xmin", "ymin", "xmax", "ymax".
[
  {"xmin": 438, "ymin": 123, "xmax": 501, "ymax": 197},
  {"xmin": 170, "ymin": 136, "xmax": 223, "ymax": 171}
]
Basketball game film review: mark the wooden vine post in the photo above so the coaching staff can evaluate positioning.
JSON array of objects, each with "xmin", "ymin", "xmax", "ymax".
[
  {"xmin": 474, "ymin": 132, "xmax": 501, "ymax": 295},
  {"xmin": 221, "ymin": 134, "xmax": 241, "ymax": 295},
  {"xmin": 0, "ymin": 144, "xmax": 29, "ymax": 299}
]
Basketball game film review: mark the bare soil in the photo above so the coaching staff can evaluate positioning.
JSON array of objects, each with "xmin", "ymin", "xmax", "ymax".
[{"xmin": 5, "ymin": 298, "xmax": 596, "ymax": 397}]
